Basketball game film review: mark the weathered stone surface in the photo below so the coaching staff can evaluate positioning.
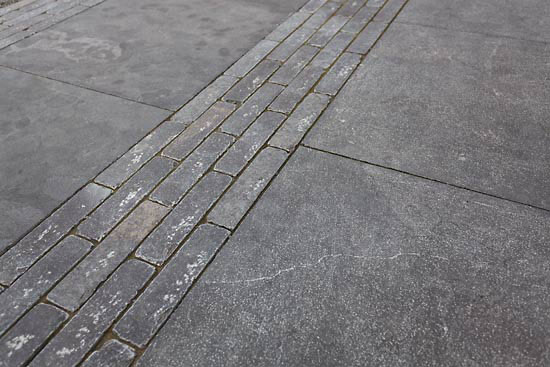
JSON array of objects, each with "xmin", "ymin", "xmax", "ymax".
[
  {"xmin": 0, "ymin": 183, "xmax": 109, "ymax": 284},
  {"xmin": 30, "ymin": 260, "xmax": 154, "ymax": 367},
  {"xmin": 266, "ymin": 11, "xmax": 310, "ymax": 42},
  {"xmin": 372, "ymin": 0, "xmax": 407, "ymax": 23},
  {"xmin": 325, "ymin": 30, "xmax": 355, "ymax": 51},
  {"xmin": 221, "ymin": 83, "xmax": 283, "ymax": 136},
  {"xmin": 208, "ymin": 147, "xmax": 288, "ymax": 229},
  {"xmin": 77, "ymin": 157, "xmax": 174, "ymax": 241},
  {"xmin": 308, "ymin": 15, "xmax": 348, "ymax": 47},
  {"xmin": 48, "ymin": 201, "xmax": 168, "ymax": 312},
  {"xmin": 224, "ymin": 59, "xmax": 280, "ymax": 103},
  {"xmin": 225, "ymin": 40, "xmax": 279, "ymax": 78},
  {"xmin": 347, "ymin": 20, "xmax": 386, "ymax": 54},
  {"xmin": 267, "ymin": 25, "xmax": 317, "ymax": 62},
  {"xmin": 136, "ymin": 172, "xmax": 232, "ymax": 265},
  {"xmin": 269, "ymin": 45, "xmax": 319, "ymax": 85},
  {"xmin": 341, "ymin": 4, "xmax": 377, "ymax": 33},
  {"xmin": 310, "ymin": 47, "xmax": 341, "ymax": 69},
  {"xmin": 81, "ymin": 340, "xmax": 135, "ymax": 367},
  {"xmin": 163, "ymin": 101, "xmax": 235, "ymax": 160},
  {"xmin": 115, "ymin": 224, "xmax": 229, "ymax": 348},
  {"xmin": 216, "ymin": 112, "xmax": 286, "ymax": 176},
  {"xmin": 269, "ymin": 65, "xmax": 324, "ymax": 113},
  {"xmin": 336, "ymin": 0, "xmax": 367, "ymax": 17},
  {"xmin": 315, "ymin": 52, "xmax": 361, "ymax": 95},
  {"xmin": 151, "ymin": 133, "xmax": 234, "ymax": 206},
  {"xmin": 301, "ymin": 1, "xmax": 339, "ymax": 29},
  {"xmin": 0, "ymin": 304, "xmax": 67, "ymax": 367},
  {"xmin": 0, "ymin": 236, "xmax": 91, "ymax": 335},
  {"xmin": 300, "ymin": 0, "xmax": 327, "ymax": 13}
]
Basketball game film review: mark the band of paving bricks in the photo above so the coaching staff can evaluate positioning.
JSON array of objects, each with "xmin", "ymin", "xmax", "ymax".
[{"xmin": 0, "ymin": 0, "xmax": 410, "ymax": 365}]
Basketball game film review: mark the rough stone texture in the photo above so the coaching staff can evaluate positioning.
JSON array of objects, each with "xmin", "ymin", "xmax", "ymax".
[
  {"xmin": 115, "ymin": 224, "xmax": 229, "ymax": 348},
  {"xmin": 372, "ymin": 0, "xmax": 407, "ymax": 23},
  {"xmin": 0, "ymin": 304, "xmax": 67, "ymax": 367},
  {"xmin": 224, "ymin": 59, "xmax": 280, "ymax": 103},
  {"xmin": 315, "ymin": 52, "xmax": 361, "ymax": 95},
  {"xmin": 269, "ymin": 45, "xmax": 319, "ymax": 85},
  {"xmin": 215, "ymin": 112, "xmax": 286, "ymax": 176},
  {"xmin": 77, "ymin": 157, "xmax": 174, "ymax": 241},
  {"xmin": 269, "ymin": 65, "xmax": 324, "ymax": 113},
  {"xmin": 136, "ymin": 147, "xmax": 550, "ymax": 367},
  {"xmin": 224, "ymin": 40, "xmax": 279, "ymax": 78},
  {"xmin": 265, "ymin": 11, "xmax": 310, "ymax": 42},
  {"xmin": 267, "ymin": 25, "xmax": 317, "ymax": 62},
  {"xmin": 163, "ymin": 101, "xmax": 235, "ymax": 161},
  {"xmin": 308, "ymin": 15, "xmax": 348, "ymax": 47},
  {"xmin": 300, "ymin": 0, "xmax": 327, "ymax": 13},
  {"xmin": 221, "ymin": 83, "xmax": 284, "ymax": 136},
  {"xmin": 306, "ymin": 22, "xmax": 550, "ymax": 210},
  {"xmin": 347, "ymin": 20, "xmax": 386, "ymax": 54},
  {"xmin": 301, "ymin": 1, "xmax": 339, "ymax": 29},
  {"xmin": 136, "ymin": 172, "xmax": 232, "ymax": 265},
  {"xmin": 310, "ymin": 47, "xmax": 340, "ymax": 69},
  {"xmin": 81, "ymin": 340, "xmax": 135, "ymax": 367},
  {"xmin": 151, "ymin": 133, "xmax": 234, "ymax": 207},
  {"xmin": 0, "ymin": 183, "xmax": 109, "ymax": 284},
  {"xmin": 341, "ymin": 4, "xmax": 378, "ymax": 33},
  {"xmin": 48, "ymin": 201, "xmax": 168, "ymax": 312},
  {"xmin": 325, "ymin": 30, "xmax": 355, "ymax": 51},
  {"xmin": 0, "ymin": 236, "xmax": 91, "ymax": 335},
  {"xmin": 30, "ymin": 260, "xmax": 154, "ymax": 367},
  {"xmin": 208, "ymin": 147, "xmax": 288, "ymax": 229},
  {"xmin": 336, "ymin": 0, "xmax": 367, "ymax": 17}
]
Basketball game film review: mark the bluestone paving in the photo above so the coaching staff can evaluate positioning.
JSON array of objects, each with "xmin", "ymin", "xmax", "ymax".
[
  {"xmin": 308, "ymin": 15, "xmax": 349, "ymax": 47},
  {"xmin": 315, "ymin": 52, "xmax": 361, "ymax": 95},
  {"xmin": 269, "ymin": 64, "xmax": 325, "ymax": 113},
  {"xmin": 267, "ymin": 25, "xmax": 317, "ymax": 62},
  {"xmin": 373, "ymin": 0, "xmax": 407, "ymax": 23},
  {"xmin": 325, "ymin": 30, "xmax": 355, "ymax": 50},
  {"xmin": 341, "ymin": 4, "xmax": 378, "ymax": 33},
  {"xmin": 224, "ymin": 59, "xmax": 280, "ymax": 103},
  {"xmin": 301, "ymin": 0, "xmax": 328, "ymax": 14},
  {"xmin": 224, "ymin": 40, "xmax": 279, "ymax": 78},
  {"xmin": 336, "ymin": 0, "xmax": 367, "ymax": 17},
  {"xmin": 265, "ymin": 11, "xmax": 310, "ymax": 42},
  {"xmin": 81, "ymin": 340, "xmax": 135, "ymax": 367},
  {"xmin": 347, "ymin": 20, "xmax": 386, "ymax": 54},
  {"xmin": 301, "ymin": 1, "xmax": 339, "ymax": 29},
  {"xmin": 269, "ymin": 44, "xmax": 319, "ymax": 85}
]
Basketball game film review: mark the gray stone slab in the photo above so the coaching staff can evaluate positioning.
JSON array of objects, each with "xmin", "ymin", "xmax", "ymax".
[
  {"xmin": 115, "ymin": 224, "xmax": 229, "ymax": 348},
  {"xmin": 310, "ymin": 47, "xmax": 341, "ymax": 69},
  {"xmin": 347, "ymin": 20, "xmax": 386, "ymax": 54},
  {"xmin": 308, "ymin": 15, "xmax": 348, "ymax": 47},
  {"xmin": 163, "ymin": 101, "xmax": 235, "ymax": 161},
  {"xmin": 0, "ymin": 183, "xmax": 110, "ymax": 284},
  {"xmin": 137, "ymin": 147, "xmax": 550, "ymax": 367},
  {"xmin": 336, "ymin": 0, "xmax": 367, "ymax": 17},
  {"xmin": 300, "ymin": 0, "xmax": 327, "ymax": 13},
  {"xmin": 306, "ymin": 23, "xmax": 550, "ymax": 210},
  {"xmin": 208, "ymin": 147, "xmax": 288, "ymax": 229},
  {"xmin": 265, "ymin": 11, "xmax": 310, "ymax": 42},
  {"xmin": 224, "ymin": 40, "xmax": 279, "ymax": 78},
  {"xmin": 0, "ymin": 304, "xmax": 67, "ymax": 367},
  {"xmin": 0, "ymin": 0, "xmax": 309, "ymax": 110},
  {"xmin": 325, "ymin": 30, "xmax": 355, "ymax": 51},
  {"xmin": 30, "ymin": 260, "xmax": 154, "ymax": 367},
  {"xmin": 151, "ymin": 133, "xmax": 234, "ymax": 207},
  {"xmin": 372, "ymin": 0, "xmax": 406, "ymax": 23},
  {"xmin": 77, "ymin": 157, "xmax": 174, "ymax": 241},
  {"xmin": 269, "ymin": 65, "xmax": 324, "ymax": 113},
  {"xmin": 221, "ymin": 83, "xmax": 284, "ymax": 136},
  {"xmin": 224, "ymin": 59, "xmax": 280, "ymax": 103},
  {"xmin": 216, "ymin": 112, "xmax": 286, "ymax": 176},
  {"xmin": 81, "ymin": 340, "xmax": 135, "ymax": 367},
  {"xmin": 48, "ymin": 200, "xmax": 168, "ymax": 312},
  {"xmin": 269, "ymin": 45, "xmax": 318, "ymax": 85},
  {"xmin": 0, "ymin": 67, "xmax": 166, "ymax": 255},
  {"xmin": 136, "ymin": 172, "xmax": 231, "ymax": 265},
  {"xmin": 0, "ymin": 236, "xmax": 91, "ymax": 335},
  {"xmin": 267, "ymin": 25, "xmax": 317, "ymax": 62},
  {"xmin": 301, "ymin": 1, "xmax": 339, "ymax": 29},
  {"xmin": 341, "ymin": 3, "xmax": 377, "ymax": 33},
  {"xmin": 315, "ymin": 52, "xmax": 361, "ymax": 95}
]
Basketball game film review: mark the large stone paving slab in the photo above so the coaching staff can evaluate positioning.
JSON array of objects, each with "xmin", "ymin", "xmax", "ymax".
[
  {"xmin": 0, "ymin": 66, "xmax": 168, "ymax": 252},
  {"xmin": 0, "ymin": 0, "xmax": 307, "ymax": 110},
  {"xmin": 138, "ymin": 147, "xmax": 550, "ymax": 367},
  {"xmin": 305, "ymin": 22, "xmax": 550, "ymax": 210}
]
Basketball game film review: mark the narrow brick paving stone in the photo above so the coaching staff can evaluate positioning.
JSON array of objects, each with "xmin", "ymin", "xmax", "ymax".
[
  {"xmin": 347, "ymin": 20, "xmax": 387, "ymax": 54},
  {"xmin": 150, "ymin": 133, "xmax": 234, "ymax": 207},
  {"xmin": 220, "ymin": 83, "xmax": 283, "ymax": 136},
  {"xmin": 301, "ymin": 1, "xmax": 339, "ymax": 29},
  {"xmin": 0, "ymin": 236, "xmax": 91, "ymax": 336},
  {"xmin": 115, "ymin": 224, "xmax": 229, "ymax": 348},
  {"xmin": 336, "ymin": 0, "xmax": 367, "ymax": 17},
  {"xmin": 163, "ymin": 101, "xmax": 235, "ymax": 160},
  {"xmin": 215, "ymin": 112, "xmax": 286, "ymax": 176},
  {"xmin": 269, "ymin": 45, "xmax": 319, "ymax": 85},
  {"xmin": 325, "ymin": 31, "xmax": 355, "ymax": 51},
  {"xmin": 308, "ymin": 15, "xmax": 349, "ymax": 47},
  {"xmin": 136, "ymin": 172, "xmax": 232, "ymax": 265},
  {"xmin": 269, "ymin": 93, "xmax": 331, "ymax": 151},
  {"xmin": 301, "ymin": 0, "xmax": 329, "ymax": 14},
  {"xmin": 77, "ymin": 157, "xmax": 174, "ymax": 242},
  {"xmin": 95, "ymin": 122, "xmax": 187, "ymax": 189},
  {"xmin": 265, "ymin": 11, "xmax": 310, "ymax": 42},
  {"xmin": 29, "ymin": 260, "xmax": 154, "ymax": 367},
  {"xmin": 81, "ymin": 340, "xmax": 135, "ymax": 367},
  {"xmin": 315, "ymin": 52, "xmax": 362, "ymax": 95},
  {"xmin": 0, "ymin": 183, "xmax": 110, "ymax": 284},
  {"xmin": 208, "ymin": 147, "xmax": 288, "ymax": 229},
  {"xmin": 224, "ymin": 40, "xmax": 279, "ymax": 78},
  {"xmin": 341, "ymin": 4, "xmax": 378, "ymax": 33},
  {"xmin": 373, "ymin": 0, "xmax": 407, "ymax": 23},
  {"xmin": 0, "ymin": 304, "xmax": 67, "ymax": 367},
  {"xmin": 224, "ymin": 59, "xmax": 280, "ymax": 103},
  {"xmin": 267, "ymin": 25, "xmax": 317, "ymax": 62},
  {"xmin": 48, "ymin": 201, "xmax": 168, "ymax": 312}
]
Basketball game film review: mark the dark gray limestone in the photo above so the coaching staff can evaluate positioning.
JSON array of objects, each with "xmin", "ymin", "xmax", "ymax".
[
  {"xmin": 136, "ymin": 147, "xmax": 550, "ymax": 367},
  {"xmin": 372, "ymin": 0, "xmax": 407, "ymax": 23},
  {"xmin": 315, "ymin": 52, "xmax": 361, "ymax": 95},
  {"xmin": 336, "ymin": 0, "xmax": 367, "ymax": 17},
  {"xmin": 347, "ymin": 20, "xmax": 386, "ymax": 54},
  {"xmin": 267, "ymin": 25, "xmax": 317, "ymax": 62},
  {"xmin": 341, "ymin": 4, "xmax": 378, "ymax": 33},
  {"xmin": 224, "ymin": 60, "xmax": 280, "ymax": 103},
  {"xmin": 269, "ymin": 65, "xmax": 325, "ymax": 113},
  {"xmin": 224, "ymin": 40, "xmax": 279, "ymax": 78},
  {"xmin": 269, "ymin": 45, "xmax": 319, "ymax": 86},
  {"xmin": 265, "ymin": 11, "xmax": 310, "ymax": 42},
  {"xmin": 308, "ymin": 15, "xmax": 348, "ymax": 47},
  {"xmin": 301, "ymin": 1, "xmax": 339, "ymax": 29},
  {"xmin": 301, "ymin": 0, "xmax": 327, "ymax": 13},
  {"xmin": 81, "ymin": 340, "xmax": 135, "ymax": 367},
  {"xmin": 325, "ymin": 30, "xmax": 355, "ymax": 51}
]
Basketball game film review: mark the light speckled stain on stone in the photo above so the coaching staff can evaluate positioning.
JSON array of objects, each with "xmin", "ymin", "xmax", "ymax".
[
  {"xmin": 315, "ymin": 52, "xmax": 361, "ymax": 95},
  {"xmin": 81, "ymin": 340, "xmax": 135, "ymax": 367}
]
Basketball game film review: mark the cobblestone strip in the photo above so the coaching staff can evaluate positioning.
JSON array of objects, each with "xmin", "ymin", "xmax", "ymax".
[
  {"xmin": 81, "ymin": 339, "xmax": 135, "ymax": 367},
  {"xmin": 315, "ymin": 51, "xmax": 362, "ymax": 95},
  {"xmin": 269, "ymin": 45, "xmax": 319, "ymax": 86},
  {"xmin": 223, "ymin": 59, "xmax": 281, "ymax": 103}
]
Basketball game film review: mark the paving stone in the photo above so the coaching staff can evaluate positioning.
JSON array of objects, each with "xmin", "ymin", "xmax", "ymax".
[
  {"xmin": 0, "ymin": 236, "xmax": 91, "ymax": 336},
  {"xmin": 341, "ymin": 3, "xmax": 378, "ymax": 33},
  {"xmin": 77, "ymin": 157, "xmax": 174, "ymax": 242},
  {"xmin": 0, "ymin": 304, "xmax": 67, "ymax": 367},
  {"xmin": 95, "ymin": 122, "xmax": 186, "ymax": 189},
  {"xmin": 170, "ymin": 76, "xmax": 237, "ymax": 125},
  {"xmin": 208, "ymin": 147, "xmax": 288, "ymax": 229},
  {"xmin": 301, "ymin": 1, "xmax": 339, "ymax": 29},
  {"xmin": 315, "ymin": 52, "xmax": 361, "ymax": 95},
  {"xmin": 30, "ymin": 260, "xmax": 154, "ymax": 367},
  {"xmin": 27, "ymin": 5, "xmax": 88, "ymax": 33},
  {"xmin": 3, "ymin": 2, "xmax": 58, "ymax": 26},
  {"xmin": 80, "ymin": 0, "xmax": 106, "ymax": 6},
  {"xmin": 266, "ymin": 11, "xmax": 310, "ymax": 42},
  {"xmin": 151, "ymin": 133, "xmax": 235, "ymax": 207},
  {"xmin": 163, "ymin": 101, "xmax": 236, "ymax": 160},
  {"xmin": 269, "ymin": 93, "xmax": 330, "ymax": 151},
  {"xmin": 0, "ymin": 0, "xmax": 37, "ymax": 17},
  {"xmin": 267, "ymin": 25, "xmax": 317, "ymax": 62},
  {"xmin": 373, "ymin": 0, "xmax": 407, "ymax": 23},
  {"xmin": 48, "ymin": 201, "xmax": 167, "ymax": 312},
  {"xmin": 136, "ymin": 172, "xmax": 232, "ymax": 265},
  {"xmin": 0, "ymin": 32, "xmax": 27, "ymax": 49},
  {"xmin": 215, "ymin": 112, "xmax": 286, "ymax": 176},
  {"xmin": 270, "ymin": 45, "xmax": 319, "ymax": 85},
  {"xmin": 347, "ymin": 21, "xmax": 386, "ymax": 54},
  {"xmin": 310, "ymin": 47, "xmax": 341, "ymax": 69},
  {"xmin": 81, "ymin": 340, "xmax": 135, "ymax": 367},
  {"xmin": 221, "ymin": 83, "xmax": 284, "ymax": 136},
  {"xmin": 336, "ymin": 0, "xmax": 368, "ymax": 17},
  {"xmin": 308, "ymin": 15, "xmax": 349, "ymax": 47},
  {"xmin": 269, "ymin": 65, "xmax": 325, "ymax": 114},
  {"xmin": 324, "ymin": 31, "xmax": 355, "ymax": 52},
  {"xmin": 115, "ymin": 224, "xmax": 229, "ymax": 348},
  {"xmin": 300, "ymin": 0, "xmax": 328, "ymax": 13},
  {"xmin": 224, "ymin": 40, "xmax": 279, "ymax": 78},
  {"xmin": 0, "ymin": 0, "xmax": 53, "ymax": 21},
  {"xmin": 0, "ymin": 183, "xmax": 109, "ymax": 284},
  {"xmin": 224, "ymin": 59, "xmax": 280, "ymax": 103}
]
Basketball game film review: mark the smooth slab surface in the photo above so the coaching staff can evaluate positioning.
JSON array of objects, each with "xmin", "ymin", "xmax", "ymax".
[
  {"xmin": 305, "ymin": 23, "xmax": 550, "ymax": 210},
  {"xmin": 139, "ymin": 147, "xmax": 550, "ymax": 366},
  {"xmin": 0, "ymin": 0, "xmax": 308, "ymax": 110},
  {"xmin": 0, "ymin": 67, "xmax": 168, "ymax": 252}
]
